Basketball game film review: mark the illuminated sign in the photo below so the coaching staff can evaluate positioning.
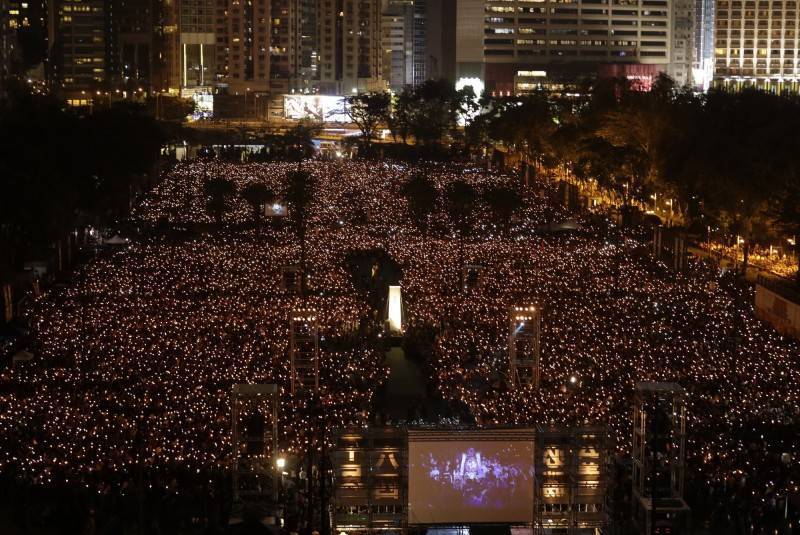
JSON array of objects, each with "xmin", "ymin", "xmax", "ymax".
[
  {"xmin": 284, "ymin": 94, "xmax": 349, "ymax": 123},
  {"xmin": 387, "ymin": 286, "xmax": 403, "ymax": 333}
]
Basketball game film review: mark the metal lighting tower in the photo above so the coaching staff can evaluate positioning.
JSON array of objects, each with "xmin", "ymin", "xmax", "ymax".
[
  {"xmin": 231, "ymin": 383, "xmax": 278, "ymax": 509},
  {"xmin": 509, "ymin": 304, "xmax": 541, "ymax": 389},
  {"xmin": 462, "ymin": 264, "xmax": 485, "ymax": 292},
  {"xmin": 289, "ymin": 307, "xmax": 320, "ymax": 395},
  {"xmin": 632, "ymin": 382, "xmax": 690, "ymax": 534},
  {"xmin": 282, "ymin": 265, "xmax": 303, "ymax": 295}
]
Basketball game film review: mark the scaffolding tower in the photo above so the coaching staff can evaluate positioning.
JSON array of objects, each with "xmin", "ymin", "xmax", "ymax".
[
  {"xmin": 289, "ymin": 307, "xmax": 320, "ymax": 395},
  {"xmin": 509, "ymin": 304, "xmax": 542, "ymax": 389},
  {"xmin": 330, "ymin": 427, "xmax": 407, "ymax": 534},
  {"xmin": 632, "ymin": 382, "xmax": 690, "ymax": 534},
  {"xmin": 231, "ymin": 383, "xmax": 279, "ymax": 511},
  {"xmin": 534, "ymin": 425, "xmax": 613, "ymax": 534},
  {"xmin": 462, "ymin": 264, "xmax": 485, "ymax": 292},
  {"xmin": 282, "ymin": 265, "xmax": 303, "ymax": 295}
]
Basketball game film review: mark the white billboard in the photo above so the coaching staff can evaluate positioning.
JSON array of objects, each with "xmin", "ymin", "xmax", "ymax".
[{"xmin": 283, "ymin": 94, "xmax": 349, "ymax": 123}]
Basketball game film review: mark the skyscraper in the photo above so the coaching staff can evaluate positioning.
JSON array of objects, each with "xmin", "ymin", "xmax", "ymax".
[
  {"xmin": 713, "ymin": 0, "xmax": 800, "ymax": 92},
  {"xmin": 48, "ymin": 0, "xmax": 106, "ymax": 100},
  {"xmin": 298, "ymin": 0, "xmax": 317, "ymax": 90},
  {"xmin": 178, "ymin": 0, "xmax": 215, "ymax": 93},
  {"xmin": 411, "ymin": 0, "xmax": 426, "ymax": 84},
  {"xmin": 317, "ymin": 0, "xmax": 384, "ymax": 94},
  {"xmin": 669, "ymin": 0, "xmax": 695, "ymax": 85},
  {"xmin": 113, "ymin": 0, "xmax": 157, "ymax": 90},
  {"xmin": 692, "ymin": 0, "xmax": 714, "ymax": 89},
  {"xmin": 440, "ymin": 0, "xmax": 687, "ymax": 94},
  {"xmin": 382, "ymin": 0, "xmax": 413, "ymax": 92},
  {"xmin": 1, "ymin": 0, "xmax": 19, "ymax": 90},
  {"xmin": 215, "ymin": 0, "xmax": 271, "ymax": 94}
]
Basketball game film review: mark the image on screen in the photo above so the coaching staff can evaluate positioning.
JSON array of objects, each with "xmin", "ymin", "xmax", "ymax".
[{"xmin": 408, "ymin": 440, "xmax": 534, "ymax": 524}]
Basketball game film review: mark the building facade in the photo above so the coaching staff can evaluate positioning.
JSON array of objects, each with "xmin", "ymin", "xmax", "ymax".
[
  {"xmin": 215, "ymin": 0, "xmax": 271, "ymax": 94},
  {"xmin": 713, "ymin": 0, "xmax": 800, "ymax": 91},
  {"xmin": 317, "ymin": 0, "xmax": 384, "ymax": 94},
  {"xmin": 442, "ymin": 0, "xmax": 682, "ymax": 94},
  {"xmin": 382, "ymin": 0, "xmax": 413, "ymax": 92},
  {"xmin": 693, "ymin": 0, "xmax": 715, "ymax": 88},
  {"xmin": 48, "ymin": 0, "xmax": 106, "ymax": 99},
  {"xmin": 669, "ymin": 0, "xmax": 695, "ymax": 85}
]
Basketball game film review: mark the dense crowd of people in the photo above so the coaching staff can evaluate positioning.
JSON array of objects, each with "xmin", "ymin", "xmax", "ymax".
[{"xmin": 0, "ymin": 159, "xmax": 798, "ymax": 531}]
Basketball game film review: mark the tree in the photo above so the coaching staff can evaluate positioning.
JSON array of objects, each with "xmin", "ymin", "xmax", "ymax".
[
  {"xmin": 264, "ymin": 120, "xmax": 320, "ymax": 166},
  {"xmin": 479, "ymin": 91, "xmax": 557, "ymax": 174},
  {"xmin": 241, "ymin": 183, "xmax": 276, "ymax": 222},
  {"xmin": 483, "ymin": 185, "xmax": 523, "ymax": 237},
  {"xmin": 204, "ymin": 178, "xmax": 235, "ymax": 224},
  {"xmin": 388, "ymin": 90, "xmax": 413, "ymax": 144},
  {"xmin": 401, "ymin": 173, "xmax": 439, "ymax": 239},
  {"xmin": 393, "ymin": 79, "xmax": 477, "ymax": 149},
  {"xmin": 146, "ymin": 95, "xmax": 196, "ymax": 122},
  {"xmin": 285, "ymin": 169, "xmax": 317, "ymax": 296},
  {"xmin": 445, "ymin": 180, "xmax": 478, "ymax": 290},
  {"xmin": 81, "ymin": 102, "xmax": 165, "ymax": 224},
  {"xmin": 344, "ymin": 92, "xmax": 391, "ymax": 149},
  {"xmin": 691, "ymin": 89, "xmax": 798, "ymax": 274}
]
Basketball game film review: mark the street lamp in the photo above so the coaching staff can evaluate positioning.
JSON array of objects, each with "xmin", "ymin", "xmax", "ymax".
[{"xmin": 276, "ymin": 456, "xmax": 286, "ymax": 470}]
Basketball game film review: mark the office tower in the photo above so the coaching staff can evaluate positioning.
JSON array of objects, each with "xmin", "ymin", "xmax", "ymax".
[
  {"xmin": 317, "ymin": 0, "xmax": 384, "ymax": 94},
  {"xmin": 446, "ymin": 0, "xmax": 681, "ymax": 94},
  {"xmin": 382, "ymin": 0, "xmax": 413, "ymax": 92},
  {"xmin": 423, "ymin": 0, "xmax": 455, "ymax": 82},
  {"xmin": 669, "ymin": 0, "xmax": 695, "ymax": 85},
  {"xmin": 692, "ymin": 0, "xmax": 714, "ymax": 89},
  {"xmin": 411, "ymin": 0, "xmax": 425, "ymax": 84},
  {"xmin": 178, "ymin": 0, "xmax": 215, "ymax": 93},
  {"xmin": 713, "ymin": 0, "xmax": 800, "ymax": 92},
  {"xmin": 113, "ymin": 0, "xmax": 157, "ymax": 90},
  {"xmin": 5, "ymin": 0, "xmax": 49, "ymax": 81},
  {"xmin": 215, "ymin": 0, "xmax": 270, "ymax": 94},
  {"xmin": 270, "ymin": 0, "xmax": 303, "ymax": 92},
  {"xmin": 298, "ymin": 0, "xmax": 317, "ymax": 89},
  {"xmin": 154, "ymin": 0, "xmax": 180, "ymax": 92},
  {"xmin": 1, "ymin": 0, "xmax": 18, "ymax": 89},
  {"xmin": 48, "ymin": 0, "xmax": 106, "ymax": 99}
]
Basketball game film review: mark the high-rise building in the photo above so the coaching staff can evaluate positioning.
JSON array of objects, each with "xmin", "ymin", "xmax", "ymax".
[
  {"xmin": 421, "ymin": 0, "xmax": 455, "ymax": 82},
  {"xmin": 215, "ymin": 0, "xmax": 270, "ymax": 94},
  {"xmin": 669, "ymin": 0, "xmax": 694, "ymax": 85},
  {"xmin": 270, "ymin": 0, "xmax": 303, "ymax": 92},
  {"xmin": 4, "ymin": 0, "xmax": 49, "ymax": 86},
  {"xmin": 48, "ymin": 0, "xmax": 106, "ymax": 99},
  {"xmin": 692, "ymin": 0, "xmax": 714, "ymax": 89},
  {"xmin": 178, "ymin": 0, "xmax": 215, "ymax": 93},
  {"xmin": 713, "ymin": 0, "xmax": 800, "ymax": 92},
  {"xmin": 113, "ymin": 0, "xmax": 157, "ymax": 91},
  {"xmin": 1, "ymin": 0, "xmax": 19, "ymax": 89},
  {"xmin": 154, "ymin": 0, "xmax": 180, "ymax": 92},
  {"xmin": 317, "ymin": 0, "xmax": 384, "ymax": 94},
  {"xmin": 382, "ymin": 0, "xmax": 413, "ymax": 92},
  {"xmin": 411, "ymin": 0, "xmax": 426, "ymax": 84},
  {"xmin": 295, "ymin": 0, "xmax": 317, "ymax": 90},
  {"xmin": 442, "ymin": 0, "xmax": 684, "ymax": 94}
]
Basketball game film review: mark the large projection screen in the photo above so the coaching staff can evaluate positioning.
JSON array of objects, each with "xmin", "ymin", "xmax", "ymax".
[{"xmin": 408, "ymin": 430, "xmax": 535, "ymax": 525}]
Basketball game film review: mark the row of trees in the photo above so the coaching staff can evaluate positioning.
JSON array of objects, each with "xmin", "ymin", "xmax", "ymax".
[
  {"xmin": 345, "ymin": 79, "xmax": 477, "ymax": 150},
  {"xmin": 345, "ymin": 76, "xmax": 799, "ymax": 282},
  {"xmin": 471, "ymin": 76, "xmax": 800, "ymax": 283},
  {"xmin": 0, "ymin": 88, "xmax": 165, "ymax": 277}
]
